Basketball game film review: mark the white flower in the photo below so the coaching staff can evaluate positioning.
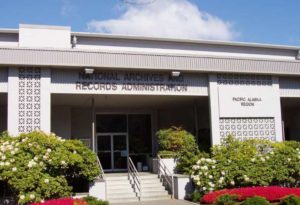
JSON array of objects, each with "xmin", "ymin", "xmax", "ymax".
[
  {"xmin": 209, "ymin": 188, "xmax": 214, "ymax": 191},
  {"xmin": 208, "ymin": 175, "xmax": 213, "ymax": 179},
  {"xmin": 298, "ymin": 156, "xmax": 300, "ymax": 160},
  {"xmin": 44, "ymin": 179, "xmax": 49, "ymax": 183},
  {"xmin": 202, "ymin": 187, "xmax": 207, "ymax": 191},
  {"xmin": 10, "ymin": 159, "xmax": 15, "ymax": 163},
  {"xmin": 20, "ymin": 195, "xmax": 25, "ymax": 200},
  {"xmin": 47, "ymin": 148, "xmax": 52, "ymax": 153},
  {"xmin": 200, "ymin": 158, "xmax": 205, "ymax": 162},
  {"xmin": 221, "ymin": 171, "xmax": 226, "ymax": 176},
  {"xmin": 196, "ymin": 181, "xmax": 201, "ymax": 185},
  {"xmin": 0, "ymin": 162, "xmax": 4, "ymax": 166},
  {"xmin": 29, "ymin": 194, "xmax": 35, "ymax": 199},
  {"xmin": 12, "ymin": 167, "xmax": 17, "ymax": 172},
  {"xmin": 201, "ymin": 166, "xmax": 208, "ymax": 170},
  {"xmin": 11, "ymin": 151, "xmax": 15, "ymax": 155},
  {"xmin": 1, "ymin": 155, "xmax": 6, "ymax": 160},
  {"xmin": 14, "ymin": 148, "xmax": 19, "ymax": 152},
  {"xmin": 260, "ymin": 157, "xmax": 265, "ymax": 162},
  {"xmin": 212, "ymin": 160, "xmax": 216, "ymax": 164},
  {"xmin": 230, "ymin": 180, "xmax": 235, "ymax": 185},
  {"xmin": 5, "ymin": 162, "xmax": 10, "ymax": 166},
  {"xmin": 270, "ymin": 151, "xmax": 274, "ymax": 155},
  {"xmin": 73, "ymin": 151, "xmax": 77, "ymax": 154},
  {"xmin": 28, "ymin": 160, "xmax": 37, "ymax": 168},
  {"xmin": 266, "ymin": 156, "xmax": 270, "ymax": 160},
  {"xmin": 206, "ymin": 158, "xmax": 212, "ymax": 163},
  {"xmin": 287, "ymin": 158, "xmax": 291, "ymax": 162},
  {"xmin": 61, "ymin": 160, "xmax": 66, "ymax": 165},
  {"xmin": 43, "ymin": 155, "xmax": 48, "ymax": 160},
  {"xmin": 251, "ymin": 158, "xmax": 256, "ymax": 162},
  {"xmin": 212, "ymin": 165, "xmax": 216, "ymax": 169},
  {"xmin": 34, "ymin": 156, "xmax": 38, "ymax": 161}
]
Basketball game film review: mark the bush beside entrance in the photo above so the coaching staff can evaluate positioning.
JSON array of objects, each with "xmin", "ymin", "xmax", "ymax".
[{"xmin": 0, "ymin": 131, "xmax": 100, "ymax": 204}]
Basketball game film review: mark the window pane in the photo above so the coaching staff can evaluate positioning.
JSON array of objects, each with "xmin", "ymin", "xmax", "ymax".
[
  {"xmin": 96, "ymin": 114, "xmax": 127, "ymax": 133},
  {"xmin": 128, "ymin": 114, "xmax": 152, "ymax": 154}
]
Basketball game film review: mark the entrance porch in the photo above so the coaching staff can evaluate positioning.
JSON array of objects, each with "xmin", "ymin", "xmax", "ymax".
[{"xmin": 51, "ymin": 94, "xmax": 210, "ymax": 172}]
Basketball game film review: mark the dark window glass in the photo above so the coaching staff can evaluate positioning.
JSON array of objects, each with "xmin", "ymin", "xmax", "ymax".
[
  {"xmin": 96, "ymin": 114, "xmax": 127, "ymax": 133},
  {"xmin": 128, "ymin": 114, "xmax": 151, "ymax": 154}
]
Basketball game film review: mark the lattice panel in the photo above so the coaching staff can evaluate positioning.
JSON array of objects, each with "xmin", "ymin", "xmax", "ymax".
[
  {"xmin": 18, "ymin": 68, "xmax": 41, "ymax": 133},
  {"xmin": 217, "ymin": 74, "xmax": 272, "ymax": 86},
  {"xmin": 219, "ymin": 118, "xmax": 276, "ymax": 141}
]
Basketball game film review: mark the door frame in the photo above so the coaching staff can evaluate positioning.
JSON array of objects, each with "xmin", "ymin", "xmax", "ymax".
[{"xmin": 96, "ymin": 132, "xmax": 128, "ymax": 172}]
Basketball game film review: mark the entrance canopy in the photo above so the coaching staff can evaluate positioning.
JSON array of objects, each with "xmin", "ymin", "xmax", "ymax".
[{"xmin": 51, "ymin": 94, "xmax": 210, "ymax": 171}]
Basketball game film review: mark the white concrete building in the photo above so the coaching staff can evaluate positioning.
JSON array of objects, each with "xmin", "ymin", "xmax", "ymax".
[{"xmin": 0, "ymin": 24, "xmax": 300, "ymax": 172}]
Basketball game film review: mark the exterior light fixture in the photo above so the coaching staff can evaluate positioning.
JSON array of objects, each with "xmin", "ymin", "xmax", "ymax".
[
  {"xmin": 296, "ymin": 50, "xmax": 300, "ymax": 60},
  {"xmin": 84, "ymin": 68, "xmax": 94, "ymax": 74},
  {"xmin": 171, "ymin": 71, "xmax": 181, "ymax": 77}
]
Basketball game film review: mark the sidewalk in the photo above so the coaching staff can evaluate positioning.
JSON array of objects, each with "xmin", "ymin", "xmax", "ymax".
[{"xmin": 111, "ymin": 199, "xmax": 196, "ymax": 205}]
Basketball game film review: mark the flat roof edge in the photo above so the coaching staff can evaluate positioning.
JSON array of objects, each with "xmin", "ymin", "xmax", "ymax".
[{"xmin": 72, "ymin": 31, "xmax": 300, "ymax": 51}]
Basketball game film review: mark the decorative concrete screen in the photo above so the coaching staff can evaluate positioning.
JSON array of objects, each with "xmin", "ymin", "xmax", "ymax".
[
  {"xmin": 7, "ymin": 67, "xmax": 50, "ymax": 136},
  {"xmin": 17, "ymin": 68, "xmax": 41, "ymax": 133},
  {"xmin": 51, "ymin": 69, "xmax": 208, "ymax": 96},
  {"xmin": 209, "ymin": 74, "xmax": 282, "ymax": 145}
]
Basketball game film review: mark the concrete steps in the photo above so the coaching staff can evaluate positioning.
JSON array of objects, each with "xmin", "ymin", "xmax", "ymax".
[
  {"xmin": 106, "ymin": 173, "xmax": 170, "ymax": 203},
  {"xmin": 106, "ymin": 175, "xmax": 138, "ymax": 203}
]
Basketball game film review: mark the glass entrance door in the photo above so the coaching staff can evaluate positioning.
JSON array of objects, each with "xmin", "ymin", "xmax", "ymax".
[{"xmin": 97, "ymin": 133, "xmax": 128, "ymax": 172}]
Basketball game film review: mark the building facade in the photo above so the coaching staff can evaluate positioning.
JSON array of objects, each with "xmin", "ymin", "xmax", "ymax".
[{"xmin": 0, "ymin": 24, "xmax": 300, "ymax": 171}]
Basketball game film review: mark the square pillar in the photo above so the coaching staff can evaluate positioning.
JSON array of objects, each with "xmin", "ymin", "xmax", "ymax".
[
  {"xmin": 7, "ymin": 67, "xmax": 50, "ymax": 136},
  {"xmin": 209, "ymin": 74, "xmax": 283, "ymax": 145}
]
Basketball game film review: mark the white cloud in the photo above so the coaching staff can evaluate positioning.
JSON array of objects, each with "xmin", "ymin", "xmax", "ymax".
[
  {"xmin": 87, "ymin": 0, "xmax": 236, "ymax": 41},
  {"xmin": 61, "ymin": 0, "xmax": 76, "ymax": 17}
]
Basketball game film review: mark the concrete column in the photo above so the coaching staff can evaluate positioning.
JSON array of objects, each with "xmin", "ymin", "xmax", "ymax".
[
  {"xmin": 7, "ymin": 67, "xmax": 51, "ymax": 136},
  {"xmin": 208, "ymin": 73, "xmax": 283, "ymax": 145},
  {"xmin": 208, "ymin": 74, "xmax": 220, "ymax": 145}
]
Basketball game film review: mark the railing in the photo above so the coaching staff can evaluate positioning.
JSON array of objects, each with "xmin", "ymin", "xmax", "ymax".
[
  {"xmin": 128, "ymin": 157, "xmax": 142, "ymax": 200},
  {"xmin": 96, "ymin": 155, "xmax": 105, "ymax": 180},
  {"xmin": 157, "ymin": 155, "xmax": 174, "ymax": 199},
  {"xmin": 96, "ymin": 156, "xmax": 107, "ymax": 200}
]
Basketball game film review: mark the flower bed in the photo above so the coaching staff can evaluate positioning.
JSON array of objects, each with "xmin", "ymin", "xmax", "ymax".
[
  {"xmin": 30, "ymin": 198, "xmax": 87, "ymax": 205},
  {"xmin": 202, "ymin": 186, "xmax": 300, "ymax": 204}
]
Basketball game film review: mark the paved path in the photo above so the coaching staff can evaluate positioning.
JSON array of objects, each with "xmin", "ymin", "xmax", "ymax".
[{"xmin": 111, "ymin": 200, "xmax": 196, "ymax": 205}]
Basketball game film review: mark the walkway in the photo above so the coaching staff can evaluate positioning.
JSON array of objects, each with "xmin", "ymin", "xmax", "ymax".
[{"xmin": 111, "ymin": 199, "xmax": 196, "ymax": 205}]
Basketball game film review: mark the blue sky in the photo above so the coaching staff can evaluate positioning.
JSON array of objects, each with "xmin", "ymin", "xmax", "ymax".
[{"xmin": 0, "ymin": 0, "xmax": 299, "ymax": 46}]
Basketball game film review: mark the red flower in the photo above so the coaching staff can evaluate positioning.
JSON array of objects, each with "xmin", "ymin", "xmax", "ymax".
[
  {"xmin": 30, "ymin": 198, "xmax": 87, "ymax": 205},
  {"xmin": 202, "ymin": 186, "xmax": 300, "ymax": 204}
]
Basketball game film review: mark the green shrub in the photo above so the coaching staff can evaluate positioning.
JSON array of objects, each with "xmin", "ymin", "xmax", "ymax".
[
  {"xmin": 176, "ymin": 149, "xmax": 209, "ymax": 175},
  {"xmin": 83, "ymin": 196, "xmax": 109, "ymax": 205},
  {"xmin": 215, "ymin": 194, "xmax": 239, "ymax": 205},
  {"xmin": 191, "ymin": 190, "xmax": 202, "ymax": 203},
  {"xmin": 241, "ymin": 196, "xmax": 269, "ymax": 205},
  {"xmin": 156, "ymin": 126, "xmax": 198, "ymax": 156},
  {"xmin": 0, "ymin": 131, "xmax": 100, "ymax": 204},
  {"xmin": 156, "ymin": 126, "xmax": 207, "ymax": 174},
  {"xmin": 280, "ymin": 195, "xmax": 300, "ymax": 205},
  {"xmin": 191, "ymin": 135, "xmax": 300, "ymax": 194}
]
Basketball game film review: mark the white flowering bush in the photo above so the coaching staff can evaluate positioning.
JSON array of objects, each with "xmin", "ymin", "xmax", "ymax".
[
  {"xmin": 191, "ymin": 136, "xmax": 300, "ymax": 195},
  {"xmin": 0, "ymin": 131, "xmax": 100, "ymax": 205}
]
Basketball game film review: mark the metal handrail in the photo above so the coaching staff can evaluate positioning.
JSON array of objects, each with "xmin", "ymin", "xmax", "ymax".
[
  {"xmin": 128, "ymin": 157, "xmax": 142, "ymax": 200},
  {"xmin": 157, "ymin": 155, "xmax": 174, "ymax": 199},
  {"xmin": 96, "ymin": 155, "xmax": 105, "ymax": 180}
]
